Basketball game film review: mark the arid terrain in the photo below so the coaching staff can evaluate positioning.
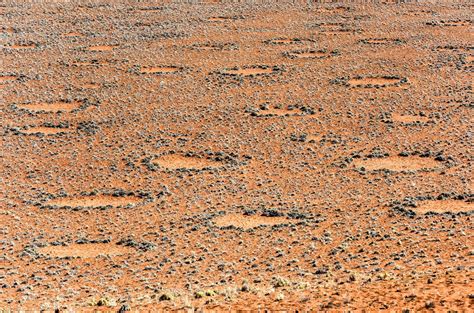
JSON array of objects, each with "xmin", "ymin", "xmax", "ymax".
[{"xmin": 1, "ymin": 1, "xmax": 473, "ymax": 311}]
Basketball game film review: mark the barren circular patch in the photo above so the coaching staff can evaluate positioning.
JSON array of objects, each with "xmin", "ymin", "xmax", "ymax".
[
  {"xmin": 214, "ymin": 213, "xmax": 289, "ymax": 229},
  {"xmin": 81, "ymin": 82, "xmax": 101, "ymax": 89},
  {"xmin": 353, "ymin": 156, "xmax": 441, "ymax": 171},
  {"xmin": 414, "ymin": 200, "xmax": 473, "ymax": 214},
  {"xmin": 0, "ymin": 75, "xmax": 17, "ymax": 83},
  {"xmin": 306, "ymin": 134, "xmax": 323, "ymax": 142},
  {"xmin": 152, "ymin": 154, "xmax": 222, "ymax": 170},
  {"xmin": 64, "ymin": 32, "xmax": 84, "ymax": 37},
  {"xmin": 224, "ymin": 67, "xmax": 273, "ymax": 76},
  {"xmin": 38, "ymin": 243, "xmax": 133, "ymax": 259},
  {"xmin": 42, "ymin": 195, "xmax": 145, "ymax": 209},
  {"xmin": 10, "ymin": 43, "xmax": 36, "ymax": 49},
  {"xmin": 15, "ymin": 101, "xmax": 83, "ymax": 113},
  {"xmin": 19, "ymin": 126, "xmax": 72, "ymax": 135},
  {"xmin": 87, "ymin": 45, "xmax": 116, "ymax": 52},
  {"xmin": 391, "ymin": 113, "xmax": 430, "ymax": 123},
  {"xmin": 348, "ymin": 77, "xmax": 406, "ymax": 87}
]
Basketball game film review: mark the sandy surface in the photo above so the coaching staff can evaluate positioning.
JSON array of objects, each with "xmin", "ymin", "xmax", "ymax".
[{"xmin": 1, "ymin": 1, "xmax": 473, "ymax": 311}]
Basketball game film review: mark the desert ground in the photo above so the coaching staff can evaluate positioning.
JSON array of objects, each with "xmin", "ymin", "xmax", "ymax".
[{"xmin": 0, "ymin": 0, "xmax": 473, "ymax": 311}]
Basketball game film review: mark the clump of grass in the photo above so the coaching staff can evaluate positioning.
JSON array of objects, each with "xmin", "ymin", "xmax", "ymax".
[
  {"xmin": 159, "ymin": 292, "xmax": 174, "ymax": 301},
  {"xmin": 276, "ymin": 292, "xmax": 285, "ymax": 301},
  {"xmin": 272, "ymin": 276, "xmax": 290, "ymax": 288},
  {"xmin": 88, "ymin": 296, "xmax": 115, "ymax": 307},
  {"xmin": 194, "ymin": 289, "xmax": 217, "ymax": 299},
  {"xmin": 194, "ymin": 290, "xmax": 205, "ymax": 299}
]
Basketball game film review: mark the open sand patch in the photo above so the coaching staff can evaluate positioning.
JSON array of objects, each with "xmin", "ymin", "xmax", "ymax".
[
  {"xmin": 414, "ymin": 200, "xmax": 473, "ymax": 214},
  {"xmin": 38, "ymin": 243, "xmax": 133, "ymax": 258},
  {"xmin": 223, "ymin": 67, "xmax": 274, "ymax": 76},
  {"xmin": 214, "ymin": 214, "xmax": 288, "ymax": 229},
  {"xmin": 42, "ymin": 195, "xmax": 144, "ymax": 209},
  {"xmin": 260, "ymin": 107, "xmax": 302, "ymax": 116},
  {"xmin": 2, "ymin": 26, "xmax": 15, "ymax": 34},
  {"xmin": 306, "ymin": 134, "xmax": 323, "ymax": 142},
  {"xmin": 10, "ymin": 43, "xmax": 36, "ymax": 49},
  {"xmin": 140, "ymin": 66, "xmax": 181, "ymax": 74},
  {"xmin": 16, "ymin": 101, "xmax": 82, "ymax": 113},
  {"xmin": 152, "ymin": 154, "xmax": 222, "ymax": 170},
  {"xmin": 254, "ymin": 105, "xmax": 308, "ymax": 117},
  {"xmin": 391, "ymin": 113, "xmax": 430, "ymax": 123},
  {"xmin": 0, "ymin": 75, "xmax": 17, "ymax": 83},
  {"xmin": 87, "ymin": 45, "xmax": 116, "ymax": 52},
  {"xmin": 19, "ymin": 126, "xmax": 72, "ymax": 135},
  {"xmin": 353, "ymin": 156, "xmax": 441, "ymax": 171},
  {"xmin": 348, "ymin": 76, "xmax": 407, "ymax": 87}
]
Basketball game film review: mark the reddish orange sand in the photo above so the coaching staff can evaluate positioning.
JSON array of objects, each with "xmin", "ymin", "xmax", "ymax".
[{"xmin": 0, "ymin": 1, "xmax": 472, "ymax": 311}]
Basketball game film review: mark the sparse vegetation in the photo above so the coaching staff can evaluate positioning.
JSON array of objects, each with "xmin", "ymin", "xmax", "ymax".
[{"xmin": 2, "ymin": 1, "xmax": 471, "ymax": 311}]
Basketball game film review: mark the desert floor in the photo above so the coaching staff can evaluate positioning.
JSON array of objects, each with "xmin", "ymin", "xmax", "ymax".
[{"xmin": 0, "ymin": 1, "xmax": 473, "ymax": 311}]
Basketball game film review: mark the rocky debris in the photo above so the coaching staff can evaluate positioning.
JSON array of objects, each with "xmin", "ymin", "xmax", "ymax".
[{"xmin": 116, "ymin": 237, "xmax": 156, "ymax": 252}]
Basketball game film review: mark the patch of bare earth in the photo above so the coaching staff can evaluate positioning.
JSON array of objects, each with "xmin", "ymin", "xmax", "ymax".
[
  {"xmin": 391, "ymin": 114, "xmax": 430, "ymax": 123},
  {"xmin": 257, "ymin": 106, "xmax": 305, "ymax": 116},
  {"xmin": 213, "ymin": 214, "xmax": 288, "ymax": 229},
  {"xmin": 11, "ymin": 43, "xmax": 36, "ymax": 49},
  {"xmin": 348, "ymin": 77, "xmax": 405, "ymax": 87},
  {"xmin": 0, "ymin": 75, "xmax": 17, "ymax": 83},
  {"xmin": 140, "ymin": 66, "xmax": 181, "ymax": 74},
  {"xmin": 87, "ymin": 45, "xmax": 116, "ymax": 51},
  {"xmin": 152, "ymin": 154, "xmax": 221, "ymax": 170},
  {"xmin": 16, "ymin": 101, "xmax": 82, "ymax": 113},
  {"xmin": 38, "ymin": 243, "xmax": 133, "ymax": 258},
  {"xmin": 20, "ymin": 126, "xmax": 72, "ymax": 135},
  {"xmin": 353, "ymin": 156, "xmax": 440, "ymax": 171},
  {"xmin": 43, "ymin": 195, "xmax": 144, "ymax": 208},
  {"xmin": 415, "ymin": 200, "xmax": 473, "ymax": 214}
]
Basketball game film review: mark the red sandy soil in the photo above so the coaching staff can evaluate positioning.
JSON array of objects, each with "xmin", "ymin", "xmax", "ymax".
[{"xmin": 0, "ymin": 0, "xmax": 473, "ymax": 311}]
